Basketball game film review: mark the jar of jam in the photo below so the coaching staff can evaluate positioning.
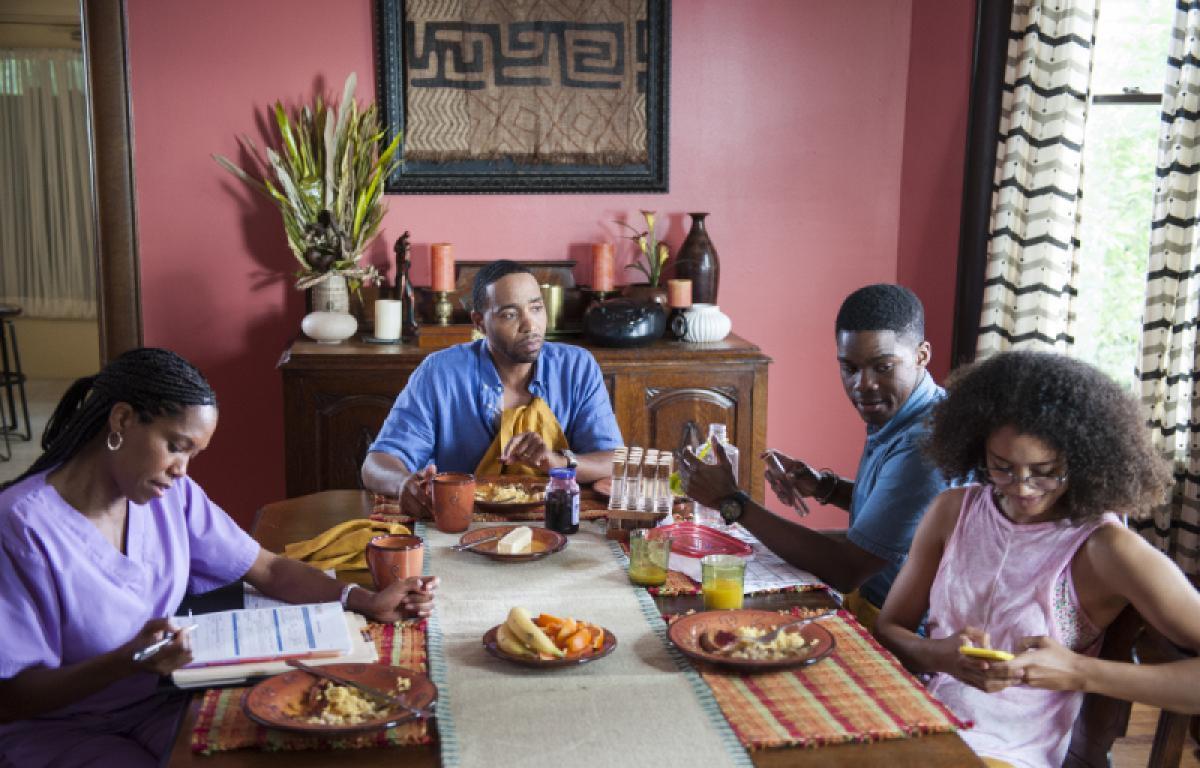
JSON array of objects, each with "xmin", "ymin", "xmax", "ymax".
[{"xmin": 544, "ymin": 467, "xmax": 580, "ymax": 534}]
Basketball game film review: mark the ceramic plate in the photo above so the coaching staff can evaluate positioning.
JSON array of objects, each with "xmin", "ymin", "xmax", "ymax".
[
  {"xmin": 473, "ymin": 477, "xmax": 546, "ymax": 514},
  {"xmin": 482, "ymin": 625, "xmax": 617, "ymax": 668},
  {"xmin": 667, "ymin": 610, "xmax": 835, "ymax": 672},
  {"xmin": 242, "ymin": 663, "xmax": 437, "ymax": 735},
  {"xmin": 456, "ymin": 525, "xmax": 567, "ymax": 561}
]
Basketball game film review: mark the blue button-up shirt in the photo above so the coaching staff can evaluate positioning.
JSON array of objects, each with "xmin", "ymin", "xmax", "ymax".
[
  {"xmin": 369, "ymin": 340, "xmax": 623, "ymax": 475},
  {"xmin": 847, "ymin": 371, "xmax": 947, "ymax": 607}
]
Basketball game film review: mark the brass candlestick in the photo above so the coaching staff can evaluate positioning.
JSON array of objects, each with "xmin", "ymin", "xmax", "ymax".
[{"xmin": 432, "ymin": 290, "xmax": 453, "ymax": 326}]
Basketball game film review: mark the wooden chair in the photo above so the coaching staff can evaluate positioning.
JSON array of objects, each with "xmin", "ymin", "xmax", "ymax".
[{"xmin": 1064, "ymin": 606, "xmax": 1197, "ymax": 768}]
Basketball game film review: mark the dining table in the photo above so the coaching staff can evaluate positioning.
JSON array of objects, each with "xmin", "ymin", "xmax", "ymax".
[{"xmin": 166, "ymin": 490, "xmax": 983, "ymax": 767}]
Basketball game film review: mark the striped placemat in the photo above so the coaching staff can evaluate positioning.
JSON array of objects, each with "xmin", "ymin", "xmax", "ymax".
[
  {"xmin": 189, "ymin": 622, "xmax": 434, "ymax": 755},
  {"xmin": 675, "ymin": 609, "xmax": 971, "ymax": 750}
]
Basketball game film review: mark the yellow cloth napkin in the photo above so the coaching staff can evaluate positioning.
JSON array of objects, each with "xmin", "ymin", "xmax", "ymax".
[
  {"xmin": 282, "ymin": 519, "xmax": 410, "ymax": 571},
  {"xmin": 474, "ymin": 396, "xmax": 568, "ymax": 477}
]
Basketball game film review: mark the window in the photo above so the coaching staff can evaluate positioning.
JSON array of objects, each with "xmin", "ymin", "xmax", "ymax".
[{"xmin": 1073, "ymin": 1, "xmax": 1174, "ymax": 387}]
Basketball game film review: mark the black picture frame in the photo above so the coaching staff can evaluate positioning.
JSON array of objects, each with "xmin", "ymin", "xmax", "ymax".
[{"xmin": 375, "ymin": 0, "xmax": 670, "ymax": 194}]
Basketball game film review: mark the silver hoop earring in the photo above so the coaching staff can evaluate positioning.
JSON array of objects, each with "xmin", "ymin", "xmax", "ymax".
[{"xmin": 106, "ymin": 431, "xmax": 123, "ymax": 451}]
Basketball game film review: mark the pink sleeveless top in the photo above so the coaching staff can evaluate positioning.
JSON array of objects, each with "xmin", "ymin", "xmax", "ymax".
[{"xmin": 926, "ymin": 485, "xmax": 1119, "ymax": 768}]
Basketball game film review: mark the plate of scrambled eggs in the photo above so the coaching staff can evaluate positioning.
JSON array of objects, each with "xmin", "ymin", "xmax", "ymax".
[
  {"xmin": 473, "ymin": 479, "xmax": 546, "ymax": 514},
  {"xmin": 243, "ymin": 663, "xmax": 437, "ymax": 734},
  {"xmin": 667, "ymin": 609, "xmax": 836, "ymax": 672}
]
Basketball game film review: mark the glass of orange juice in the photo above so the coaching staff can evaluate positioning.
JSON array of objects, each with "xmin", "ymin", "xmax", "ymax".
[{"xmin": 701, "ymin": 554, "xmax": 745, "ymax": 610}]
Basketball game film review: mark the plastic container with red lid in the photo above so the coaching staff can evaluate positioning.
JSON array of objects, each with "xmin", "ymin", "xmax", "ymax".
[{"xmin": 648, "ymin": 522, "xmax": 753, "ymax": 558}]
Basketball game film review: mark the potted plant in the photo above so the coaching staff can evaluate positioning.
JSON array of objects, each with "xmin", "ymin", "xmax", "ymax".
[
  {"xmin": 616, "ymin": 210, "xmax": 670, "ymax": 305},
  {"xmin": 214, "ymin": 73, "xmax": 401, "ymax": 314}
]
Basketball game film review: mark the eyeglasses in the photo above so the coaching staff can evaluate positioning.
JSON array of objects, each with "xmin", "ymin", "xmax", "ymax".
[{"xmin": 980, "ymin": 466, "xmax": 1067, "ymax": 492}]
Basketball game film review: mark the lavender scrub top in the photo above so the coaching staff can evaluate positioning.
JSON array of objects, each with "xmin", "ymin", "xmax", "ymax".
[{"xmin": 0, "ymin": 469, "xmax": 260, "ymax": 722}]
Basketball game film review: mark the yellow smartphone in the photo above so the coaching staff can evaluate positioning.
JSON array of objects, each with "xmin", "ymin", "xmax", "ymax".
[{"xmin": 959, "ymin": 645, "xmax": 1014, "ymax": 662}]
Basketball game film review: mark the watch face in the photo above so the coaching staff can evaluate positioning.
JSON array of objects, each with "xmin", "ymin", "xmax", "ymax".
[{"xmin": 718, "ymin": 498, "xmax": 742, "ymax": 523}]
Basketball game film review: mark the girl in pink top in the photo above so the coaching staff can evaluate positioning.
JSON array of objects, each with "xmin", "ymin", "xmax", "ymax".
[
  {"xmin": 876, "ymin": 351, "xmax": 1200, "ymax": 768},
  {"xmin": 0, "ymin": 349, "xmax": 439, "ymax": 767}
]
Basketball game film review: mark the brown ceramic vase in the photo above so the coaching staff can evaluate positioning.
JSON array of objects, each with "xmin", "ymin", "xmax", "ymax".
[{"xmin": 673, "ymin": 212, "xmax": 720, "ymax": 305}]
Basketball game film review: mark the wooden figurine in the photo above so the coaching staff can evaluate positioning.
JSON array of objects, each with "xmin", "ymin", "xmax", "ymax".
[{"xmin": 394, "ymin": 231, "xmax": 419, "ymax": 340}]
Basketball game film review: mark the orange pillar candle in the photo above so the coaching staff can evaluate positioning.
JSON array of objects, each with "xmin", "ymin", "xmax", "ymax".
[
  {"xmin": 592, "ymin": 242, "xmax": 615, "ymax": 292},
  {"xmin": 667, "ymin": 278, "xmax": 693, "ymax": 308},
  {"xmin": 430, "ymin": 243, "xmax": 455, "ymax": 292}
]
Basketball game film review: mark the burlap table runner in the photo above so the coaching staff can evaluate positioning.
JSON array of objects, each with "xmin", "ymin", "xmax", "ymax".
[{"xmin": 425, "ymin": 519, "xmax": 751, "ymax": 768}]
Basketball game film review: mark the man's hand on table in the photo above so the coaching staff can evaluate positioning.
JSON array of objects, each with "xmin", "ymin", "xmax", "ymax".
[
  {"xmin": 361, "ymin": 576, "xmax": 439, "ymax": 622},
  {"xmin": 400, "ymin": 465, "xmax": 437, "ymax": 518},
  {"xmin": 500, "ymin": 431, "xmax": 563, "ymax": 472},
  {"xmin": 676, "ymin": 439, "xmax": 740, "ymax": 507}
]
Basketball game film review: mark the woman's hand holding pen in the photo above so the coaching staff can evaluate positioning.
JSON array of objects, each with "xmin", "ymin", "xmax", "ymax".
[{"xmin": 124, "ymin": 618, "xmax": 194, "ymax": 676}]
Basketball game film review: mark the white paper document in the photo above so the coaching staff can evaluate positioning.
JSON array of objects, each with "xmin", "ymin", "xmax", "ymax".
[
  {"xmin": 183, "ymin": 602, "xmax": 353, "ymax": 667},
  {"xmin": 672, "ymin": 524, "xmax": 824, "ymax": 593}
]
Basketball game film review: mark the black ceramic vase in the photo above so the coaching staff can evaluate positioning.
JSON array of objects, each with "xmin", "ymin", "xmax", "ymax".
[
  {"xmin": 673, "ymin": 212, "xmax": 720, "ymax": 305},
  {"xmin": 582, "ymin": 298, "xmax": 666, "ymax": 347}
]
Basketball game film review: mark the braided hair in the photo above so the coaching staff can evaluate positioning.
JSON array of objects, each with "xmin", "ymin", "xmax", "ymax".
[{"xmin": 4, "ymin": 348, "xmax": 217, "ymax": 490}]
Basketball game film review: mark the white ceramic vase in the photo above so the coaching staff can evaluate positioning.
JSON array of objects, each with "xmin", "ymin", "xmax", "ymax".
[
  {"xmin": 682, "ymin": 303, "xmax": 732, "ymax": 343},
  {"xmin": 301, "ymin": 311, "xmax": 358, "ymax": 344}
]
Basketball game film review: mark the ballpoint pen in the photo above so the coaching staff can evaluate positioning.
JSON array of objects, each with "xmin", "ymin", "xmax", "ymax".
[{"xmin": 131, "ymin": 623, "xmax": 196, "ymax": 663}]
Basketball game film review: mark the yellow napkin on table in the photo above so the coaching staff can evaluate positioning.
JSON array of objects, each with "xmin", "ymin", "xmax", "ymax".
[
  {"xmin": 474, "ymin": 396, "xmax": 568, "ymax": 477},
  {"xmin": 282, "ymin": 519, "xmax": 410, "ymax": 571}
]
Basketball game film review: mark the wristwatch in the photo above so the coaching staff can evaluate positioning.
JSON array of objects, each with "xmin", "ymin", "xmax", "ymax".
[
  {"xmin": 561, "ymin": 449, "xmax": 579, "ymax": 469},
  {"xmin": 718, "ymin": 490, "xmax": 752, "ymax": 524}
]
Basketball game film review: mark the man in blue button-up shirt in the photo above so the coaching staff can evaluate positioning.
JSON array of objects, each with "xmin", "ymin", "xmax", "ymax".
[
  {"xmin": 679, "ymin": 285, "xmax": 947, "ymax": 626},
  {"xmin": 362, "ymin": 261, "xmax": 622, "ymax": 512}
]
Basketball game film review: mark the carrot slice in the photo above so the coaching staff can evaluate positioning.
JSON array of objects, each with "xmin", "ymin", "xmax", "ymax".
[{"xmin": 565, "ymin": 628, "xmax": 591, "ymax": 655}]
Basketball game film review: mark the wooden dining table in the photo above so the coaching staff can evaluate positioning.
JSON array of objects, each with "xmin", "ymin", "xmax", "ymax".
[{"xmin": 167, "ymin": 490, "xmax": 983, "ymax": 767}]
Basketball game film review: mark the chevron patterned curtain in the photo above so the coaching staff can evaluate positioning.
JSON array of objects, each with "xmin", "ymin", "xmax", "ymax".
[
  {"xmin": 1132, "ymin": 5, "xmax": 1200, "ymax": 575},
  {"xmin": 975, "ymin": 1, "xmax": 1098, "ymax": 358}
]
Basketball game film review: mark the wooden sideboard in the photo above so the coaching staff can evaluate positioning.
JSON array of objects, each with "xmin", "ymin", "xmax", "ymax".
[{"xmin": 278, "ymin": 333, "xmax": 772, "ymax": 501}]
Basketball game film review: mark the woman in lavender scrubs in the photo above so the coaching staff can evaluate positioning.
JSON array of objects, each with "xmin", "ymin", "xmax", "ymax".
[{"xmin": 0, "ymin": 348, "xmax": 438, "ymax": 767}]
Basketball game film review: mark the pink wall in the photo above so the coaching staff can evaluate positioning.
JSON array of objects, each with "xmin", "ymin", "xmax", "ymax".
[{"xmin": 125, "ymin": 0, "xmax": 972, "ymax": 528}]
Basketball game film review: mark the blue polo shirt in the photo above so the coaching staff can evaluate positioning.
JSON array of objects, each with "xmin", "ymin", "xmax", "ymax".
[
  {"xmin": 369, "ymin": 340, "xmax": 623, "ymax": 475},
  {"xmin": 848, "ymin": 371, "xmax": 947, "ymax": 607}
]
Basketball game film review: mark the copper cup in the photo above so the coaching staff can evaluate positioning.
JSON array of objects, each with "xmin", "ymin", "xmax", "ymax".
[
  {"xmin": 432, "ymin": 472, "xmax": 475, "ymax": 533},
  {"xmin": 366, "ymin": 534, "xmax": 424, "ymax": 591}
]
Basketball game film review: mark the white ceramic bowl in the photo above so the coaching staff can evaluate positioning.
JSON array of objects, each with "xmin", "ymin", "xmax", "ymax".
[
  {"xmin": 682, "ymin": 304, "xmax": 732, "ymax": 343},
  {"xmin": 301, "ymin": 311, "xmax": 358, "ymax": 344}
]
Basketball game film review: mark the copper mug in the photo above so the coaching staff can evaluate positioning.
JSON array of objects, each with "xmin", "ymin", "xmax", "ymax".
[
  {"xmin": 432, "ymin": 472, "xmax": 475, "ymax": 533},
  {"xmin": 366, "ymin": 534, "xmax": 424, "ymax": 591}
]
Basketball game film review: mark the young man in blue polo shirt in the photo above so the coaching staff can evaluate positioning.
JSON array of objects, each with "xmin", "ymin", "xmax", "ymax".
[
  {"xmin": 361, "ymin": 260, "xmax": 623, "ymax": 514},
  {"xmin": 678, "ymin": 284, "xmax": 947, "ymax": 629}
]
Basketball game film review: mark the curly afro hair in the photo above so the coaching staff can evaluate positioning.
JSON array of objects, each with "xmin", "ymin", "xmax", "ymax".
[{"xmin": 926, "ymin": 350, "xmax": 1170, "ymax": 522}]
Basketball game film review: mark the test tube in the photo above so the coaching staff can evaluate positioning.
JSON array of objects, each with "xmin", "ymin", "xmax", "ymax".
[
  {"xmin": 657, "ymin": 454, "xmax": 674, "ymax": 514},
  {"xmin": 641, "ymin": 449, "xmax": 660, "ymax": 511},
  {"xmin": 608, "ymin": 447, "xmax": 628, "ymax": 511},
  {"xmin": 624, "ymin": 448, "xmax": 644, "ymax": 512}
]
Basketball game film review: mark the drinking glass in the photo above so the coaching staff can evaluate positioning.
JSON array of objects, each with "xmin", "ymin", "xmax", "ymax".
[
  {"xmin": 627, "ymin": 529, "xmax": 671, "ymax": 587},
  {"xmin": 701, "ymin": 554, "xmax": 745, "ymax": 610}
]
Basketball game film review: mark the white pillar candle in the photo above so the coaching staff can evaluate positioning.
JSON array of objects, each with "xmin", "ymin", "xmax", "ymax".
[{"xmin": 374, "ymin": 299, "xmax": 403, "ymax": 340}]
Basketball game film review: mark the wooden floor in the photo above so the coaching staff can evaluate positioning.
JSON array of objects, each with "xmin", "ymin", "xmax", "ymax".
[{"xmin": 1113, "ymin": 703, "xmax": 1200, "ymax": 768}]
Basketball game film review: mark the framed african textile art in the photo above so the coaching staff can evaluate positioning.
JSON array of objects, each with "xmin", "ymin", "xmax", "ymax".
[{"xmin": 376, "ymin": 0, "xmax": 670, "ymax": 193}]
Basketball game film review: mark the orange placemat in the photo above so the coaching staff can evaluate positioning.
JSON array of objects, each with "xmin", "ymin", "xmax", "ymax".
[
  {"xmin": 190, "ymin": 622, "xmax": 433, "ymax": 755},
  {"xmin": 671, "ymin": 609, "xmax": 970, "ymax": 750}
]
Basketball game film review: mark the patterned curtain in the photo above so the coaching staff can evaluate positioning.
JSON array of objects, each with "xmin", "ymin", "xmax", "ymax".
[
  {"xmin": 1133, "ymin": 5, "xmax": 1200, "ymax": 575},
  {"xmin": 975, "ymin": 1, "xmax": 1098, "ymax": 358}
]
